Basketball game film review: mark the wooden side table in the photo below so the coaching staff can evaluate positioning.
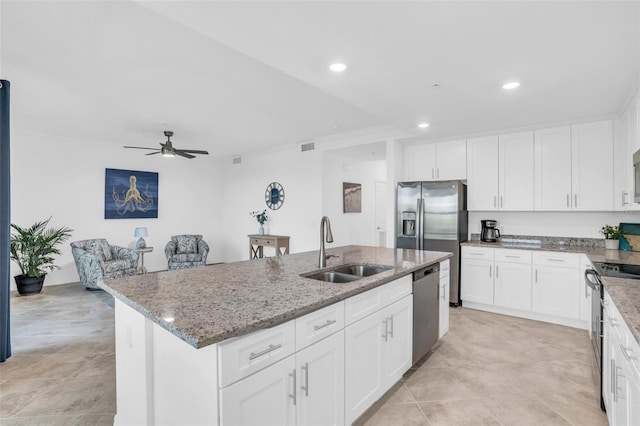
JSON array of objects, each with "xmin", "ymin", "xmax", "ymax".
[
  {"xmin": 248, "ymin": 235, "xmax": 290, "ymax": 259},
  {"xmin": 134, "ymin": 247, "xmax": 153, "ymax": 274}
]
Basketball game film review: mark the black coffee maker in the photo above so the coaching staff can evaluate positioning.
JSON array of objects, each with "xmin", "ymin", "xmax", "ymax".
[{"xmin": 481, "ymin": 220, "xmax": 501, "ymax": 243}]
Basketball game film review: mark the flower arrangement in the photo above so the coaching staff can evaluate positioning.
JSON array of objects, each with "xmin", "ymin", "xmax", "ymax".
[
  {"xmin": 601, "ymin": 224, "xmax": 623, "ymax": 240},
  {"xmin": 250, "ymin": 210, "xmax": 269, "ymax": 225}
]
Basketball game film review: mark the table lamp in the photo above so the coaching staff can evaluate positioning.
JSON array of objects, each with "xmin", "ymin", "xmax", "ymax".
[{"xmin": 134, "ymin": 227, "xmax": 148, "ymax": 249}]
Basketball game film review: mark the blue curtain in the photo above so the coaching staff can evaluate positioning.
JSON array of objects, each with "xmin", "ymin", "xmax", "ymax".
[{"xmin": 0, "ymin": 80, "xmax": 11, "ymax": 362}]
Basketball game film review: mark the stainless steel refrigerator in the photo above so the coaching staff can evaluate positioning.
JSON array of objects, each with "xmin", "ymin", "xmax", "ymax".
[{"xmin": 396, "ymin": 180, "xmax": 468, "ymax": 305}]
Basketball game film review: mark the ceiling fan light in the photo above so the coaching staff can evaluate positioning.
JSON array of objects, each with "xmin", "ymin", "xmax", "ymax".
[{"xmin": 161, "ymin": 147, "xmax": 175, "ymax": 158}]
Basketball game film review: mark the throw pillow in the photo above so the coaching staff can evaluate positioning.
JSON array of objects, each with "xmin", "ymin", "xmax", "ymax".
[
  {"xmin": 95, "ymin": 240, "xmax": 113, "ymax": 262},
  {"xmin": 176, "ymin": 235, "xmax": 198, "ymax": 254}
]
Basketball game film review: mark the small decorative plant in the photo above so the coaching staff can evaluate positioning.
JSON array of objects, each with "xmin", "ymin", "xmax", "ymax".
[
  {"xmin": 601, "ymin": 225, "xmax": 623, "ymax": 240},
  {"xmin": 250, "ymin": 210, "xmax": 269, "ymax": 225}
]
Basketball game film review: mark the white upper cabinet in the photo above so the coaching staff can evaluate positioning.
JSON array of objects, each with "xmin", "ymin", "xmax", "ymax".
[
  {"xmin": 467, "ymin": 135, "xmax": 499, "ymax": 211},
  {"xmin": 405, "ymin": 139, "xmax": 466, "ymax": 181},
  {"xmin": 614, "ymin": 92, "xmax": 640, "ymax": 211},
  {"xmin": 499, "ymin": 131, "xmax": 534, "ymax": 211},
  {"xmin": 571, "ymin": 120, "xmax": 614, "ymax": 211},
  {"xmin": 534, "ymin": 126, "xmax": 573, "ymax": 211}
]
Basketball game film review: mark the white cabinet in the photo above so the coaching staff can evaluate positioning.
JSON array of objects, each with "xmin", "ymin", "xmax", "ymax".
[
  {"xmin": 579, "ymin": 255, "xmax": 593, "ymax": 326},
  {"xmin": 499, "ymin": 131, "xmax": 535, "ymax": 210},
  {"xmin": 344, "ymin": 295, "xmax": 412, "ymax": 425},
  {"xmin": 534, "ymin": 126, "xmax": 573, "ymax": 211},
  {"xmin": 467, "ymin": 136, "xmax": 499, "ymax": 211},
  {"xmin": 614, "ymin": 91, "xmax": 640, "ymax": 211},
  {"xmin": 460, "ymin": 246, "xmax": 494, "ymax": 304},
  {"xmin": 531, "ymin": 252, "xmax": 580, "ymax": 320},
  {"xmin": 220, "ymin": 356, "xmax": 297, "ymax": 426},
  {"xmin": 467, "ymin": 131, "xmax": 534, "ymax": 211},
  {"xmin": 571, "ymin": 120, "xmax": 614, "ymax": 211},
  {"xmin": 439, "ymin": 259, "xmax": 450, "ymax": 338},
  {"xmin": 405, "ymin": 139, "xmax": 466, "ymax": 181},
  {"xmin": 602, "ymin": 290, "xmax": 640, "ymax": 426},
  {"xmin": 494, "ymin": 249, "xmax": 532, "ymax": 311},
  {"xmin": 296, "ymin": 331, "xmax": 345, "ymax": 426}
]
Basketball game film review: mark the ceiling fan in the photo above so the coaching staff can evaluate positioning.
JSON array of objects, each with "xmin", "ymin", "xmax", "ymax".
[{"xmin": 124, "ymin": 131, "xmax": 209, "ymax": 159}]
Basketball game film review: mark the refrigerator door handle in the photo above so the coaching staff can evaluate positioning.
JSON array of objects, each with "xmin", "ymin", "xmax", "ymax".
[{"xmin": 416, "ymin": 198, "xmax": 423, "ymax": 250}]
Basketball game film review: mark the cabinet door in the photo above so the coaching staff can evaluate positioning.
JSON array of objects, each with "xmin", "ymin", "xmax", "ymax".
[
  {"xmin": 296, "ymin": 330, "xmax": 345, "ymax": 426},
  {"xmin": 532, "ymin": 266, "xmax": 580, "ymax": 320},
  {"xmin": 603, "ymin": 304, "xmax": 612, "ymax": 413},
  {"xmin": 499, "ymin": 131, "xmax": 534, "ymax": 210},
  {"xmin": 467, "ymin": 135, "xmax": 499, "ymax": 211},
  {"xmin": 494, "ymin": 261, "xmax": 532, "ymax": 311},
  {"xmin": 380, "ymin": 295, "xmax": 413, "ymax": 388},
  {"xmin": 436, "ymin": 139, "xmax": 467, "ymax": 181},
  {"xmin": 461, "ymin": 259, "xmax": 494, "ymax": 304},
  {"xmin": 405, "ymin": 144, "xmax": 436, "ymax": 181},
  {"xmin": 220, "ymin": 356, "xmax": 296, "ymax": 426},
  {"xmin": 534, "ymin": 126, "xmax": 572, "ymax": 211},
  {"xmin": 571, "ymin": 120, "xmax": 614, "ymax": 211},
  {"xmin": 628, "ymin": 356, "xmax": 640, "ymax": 426},
  {"xmin": 611, "ymin": 335, "xmax": 629, "ymax": 426},
  {"xmin": 344, "ymin": 310, "xmax": 385, "ymax": 424},
  {"xmin": 439, "ymin": 274, "xmax": 450, "ymax": 338},
  {"xmin": 579, "ymin": 256, "xmax": 593, "ymax": 325}
]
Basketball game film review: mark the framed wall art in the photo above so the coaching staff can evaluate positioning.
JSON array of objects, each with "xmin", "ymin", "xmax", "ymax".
[
  {"xmin": 343, "ymin": 182, "xmax": 362, "ymax": 213},
  {"xmin": 105, "ymin": 168, "xmax": 158, "ymax": 219}
]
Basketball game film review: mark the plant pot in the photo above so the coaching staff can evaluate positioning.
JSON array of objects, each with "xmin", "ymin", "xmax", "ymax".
[
  {"xmin": 605, "ymin": 239, "xmax": 620, "ymax": 250},
  {"xmin": 14, "ymin": 274, "xmax": 46, "ymax": 296}
]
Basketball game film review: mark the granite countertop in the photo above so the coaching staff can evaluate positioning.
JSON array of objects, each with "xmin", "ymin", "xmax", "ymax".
[
  {"xmin": 98, "ymin": 245, "xmax": 452, "ymax": 349},
  {"xmin": 464, "ymin": 237, "xmax": 640, "ymax": 346}
]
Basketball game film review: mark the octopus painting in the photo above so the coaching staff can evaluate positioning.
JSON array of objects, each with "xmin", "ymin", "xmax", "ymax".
[{"xmin": 105, "ymin": 168, "xmax": 158, "ymax": 219}]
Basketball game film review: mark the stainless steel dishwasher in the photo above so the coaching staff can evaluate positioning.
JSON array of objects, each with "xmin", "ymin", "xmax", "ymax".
[{"xmin": 412, "ymin": 264, "xmax": 440, "ymax": 364}]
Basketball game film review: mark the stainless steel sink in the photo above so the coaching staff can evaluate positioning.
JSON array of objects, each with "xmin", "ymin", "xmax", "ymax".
[
  {"xmin": 332, "ymin": 264, "xmax": 392, "ymax": 277},
  {"xmin": 302, "ymin": 264, "xmax": 392, "ymax": 283}
]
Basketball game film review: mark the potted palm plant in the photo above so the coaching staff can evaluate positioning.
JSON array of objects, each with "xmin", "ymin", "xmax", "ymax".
[
  {"xmin": 9, "ymin": 217, "xmax": 73, "ymax": 295},
  {"xmin": 601, "ymin": 224, "xmax": 623, "ymax": 250}
]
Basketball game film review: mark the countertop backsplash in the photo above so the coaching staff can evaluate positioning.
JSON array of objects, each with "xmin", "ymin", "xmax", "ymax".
[{"xmin": 469, "ymin": 233, "xmax": 605, "ymax": 248}]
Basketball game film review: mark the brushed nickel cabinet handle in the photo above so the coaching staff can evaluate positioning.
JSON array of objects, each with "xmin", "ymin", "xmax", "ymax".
[
  {"xmin": 289, "ymin": 369, "xmax": 297, "ymax": 405},
  {"xmin": 301, "ymin": 362, "xmax": 309, "ymax": 397},
  {"xmin": 249, "ymin": 344, "xmax": 282, "ymax": 360},
  {"xmin": 567, "ymin": 194, "xmax": 570, "ymax": 208},
  {"xmin": 314, "ymin": 319, "xmax": 336, "ymax": 331}
]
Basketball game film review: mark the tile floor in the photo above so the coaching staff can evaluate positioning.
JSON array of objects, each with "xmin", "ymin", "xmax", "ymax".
[{"xmin": 1, "ymin": 283, "xmax": 608, "ymax": 426}]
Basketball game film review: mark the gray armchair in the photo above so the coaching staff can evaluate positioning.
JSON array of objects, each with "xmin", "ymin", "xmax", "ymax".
[
  {"xmin": 71, "ymin": 239, "xmax": 140, "ymax": 290},
  {"xmin": 165, "ymin": 234, "xmax": 209, "ymax": 270}
]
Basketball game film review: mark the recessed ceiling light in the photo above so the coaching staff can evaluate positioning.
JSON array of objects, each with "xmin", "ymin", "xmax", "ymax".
[
  {"xmin": 417, "ymin": 123, "xmax": 430, "ymax": 129},
  {"xmin": 329, "ymin": 63, "xmax": 347, "ymax": 73},
  {"xmin": 503, "ymin": 81, "xmax": 521, "ymax": 90}
]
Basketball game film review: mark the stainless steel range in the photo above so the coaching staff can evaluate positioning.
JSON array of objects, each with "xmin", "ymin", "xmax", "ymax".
[{"xmin": 585, "ymin": 261, "xmax": 640, "ymax": 411}]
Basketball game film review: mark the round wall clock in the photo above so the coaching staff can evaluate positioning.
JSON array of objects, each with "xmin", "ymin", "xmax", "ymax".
[{"xmin": 265, "ymin": 182, "xmax": 285, "ymax": 210}]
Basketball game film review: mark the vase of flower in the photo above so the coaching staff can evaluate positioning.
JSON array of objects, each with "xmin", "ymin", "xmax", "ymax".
[{"xmin": 250, "ymin": 210, "xmax": 269, "ymax": 235}]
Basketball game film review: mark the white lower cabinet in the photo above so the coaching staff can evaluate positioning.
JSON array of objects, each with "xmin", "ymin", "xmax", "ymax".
[
  {"xmin": 602, "ymin": 290, "xmax": 640, "ymax": 426},
  {"xmin": 531, "ymin": 252, "xmax": 580, "ymax": 320},
  {"xmin": 494, "ymin": 250, "xmax": 532, "ymax": 311},
  {"xmin": 439, "ymin": 259, "xmax": 450, "ymax": 338},
  {"xmin": 345, "ymin": 295, "xmax": 413, "ymax": 425},
  {"xmin": 460, "ymin": 247, "xmax": 495, "ymax": 304}
]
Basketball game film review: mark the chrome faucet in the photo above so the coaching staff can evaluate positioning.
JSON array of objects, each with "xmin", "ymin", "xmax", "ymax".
[{"xmin": 319, "ymin": 216, "xmax": 334, "ymax": 268}]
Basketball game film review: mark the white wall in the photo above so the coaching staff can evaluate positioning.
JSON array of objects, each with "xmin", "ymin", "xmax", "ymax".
[
  {"xmin": 469, "ymin": 211, "xmax": 640, "ymax": 240},
  {"xmin": 10, "ymin": 129, "xmax": 223, "ymax": 291},
  {"xmin": 322, "ymin": 153, "xmax": 386, "ymax": 247},
  {"xmin": 220, "ymin": 145, "xmax": 323, "ymax": 262}
]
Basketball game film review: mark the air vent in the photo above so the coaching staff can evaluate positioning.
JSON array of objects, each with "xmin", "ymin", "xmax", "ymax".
[
  {"xmin": 301, "ymin": 141, "xmax": 315, "ymax": 152},
  {"xmin": 232, "ymin": 156, "xmax": 242, "ymax": 164}
]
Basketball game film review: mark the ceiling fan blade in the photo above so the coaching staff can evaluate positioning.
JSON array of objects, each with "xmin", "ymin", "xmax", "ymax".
[
  {"xmin": 175, "ymin": 151, "xmax": 196, "ymax": 159},
  {"xmin": 178, "ymin": 149, "xmax": 209, "ymax": 155},
  {"xmin": 124, "ymin": 146, "xmax": 160, "ymax": 150},
  {"xmin": 145, "ymin": 151, "xmax": 161, "ymax": 156}
]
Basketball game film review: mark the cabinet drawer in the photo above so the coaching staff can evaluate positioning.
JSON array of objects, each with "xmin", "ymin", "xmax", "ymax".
[
  {"xmin": 461, "ymin": 246, "xmax": 494, "ymax": 260},
  {"xmin": 218, "ymin": 320, "xmax": 295, "ymax": 388},
  {"xmin": 344, "ymin": 286, "xmax": 383, "ymax": 326},
  {"xmin": 532, "ymin": 251, "xmax": 579, "ymax": 268},
  {"xmin": 251, "ymin": 237, "xmax": 273, "ymax": 246},
  {"xmin": 440, "ymin": 259, "xmax": 450, "ymax": 278},
  {"xmin": 495, "ymin": 249, "xmax": 531, "ymax": 264},
  {"xmin": 295, "ymin": 301, "xmax": 344, "ymax": 351},
  {"xmin": 380, "ymin": 275, "xmax": 412, "ymax": 305}
]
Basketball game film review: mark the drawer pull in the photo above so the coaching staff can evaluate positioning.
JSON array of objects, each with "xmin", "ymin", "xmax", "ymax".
[
  {"xmin": 620, "ymin": 345, "xmax": 640, "ymax": 361},
  {"xmin": 505, "ymin": 255, "xmax": 520, "ymax": 259},
  {"xmin": 470, "ymin": 252, "xmax": 484, "ymax": 256},
  {"xmin": 547, "ymin": 258, "xmax": 565, "ymax": 262},
  {"xmin": 314, "ymin": 319, "xmax": 337, "ymax": 331},
  {"xmin": 249, "ymin": 343, "xmax": 282, "ymax": 360}
]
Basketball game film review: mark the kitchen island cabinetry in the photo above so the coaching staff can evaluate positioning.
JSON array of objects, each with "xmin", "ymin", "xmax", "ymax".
[
  {"xmin": 439, "ymin": 259, "xmax": 450, "ymax": 338},
  {"xmin": 103, "ymin": 246, "xmax": 447, "ymax": 426}
]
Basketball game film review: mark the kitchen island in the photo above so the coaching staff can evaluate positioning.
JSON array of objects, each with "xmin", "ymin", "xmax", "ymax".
[{"xmin": 99, "ymin": 245, "xmax": 452, "ymax": 426}]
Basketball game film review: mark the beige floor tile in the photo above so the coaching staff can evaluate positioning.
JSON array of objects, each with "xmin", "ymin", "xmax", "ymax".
[
  {"xmin": 0, "ymin": 378, "xmax": 61, "ymax": 417},
  {"xmin": 419, "ymin": 400, "xmax": 500, "ymax": 426},
  {"xmin": 0, "ymin": 354, "xmax": 49, "ymax": 380},
  {"xmin": 14, "ymin": 376, "xmax": 115, "ymax": 416},
  {"xmin": 75, "ymin": 413, "xmax": 116, "ymax": 425},
  {"xmin": 0, "ymin": 414, "xmax": 81, "ymax": 425},
  {"xmin": 405, "ymin": 367, "xmax": 478, "ymax": 402},
  {"xmin": 361, "ymin": 403, "xmax": 430, "ymax": 426},
  {"xmin": 535, "ymin": 390, "xmax": 608, "ymax": 426},
  {"xmin": 480, "ymin": 395, "xmax": 571, "ymax": 426},
  {"xmin": 449, "ymin": 362, "xmax": 525, "ymax": 397},
  {"xmin": 384, "ymin": 382, "xmax": 416, "ymax": 405}
]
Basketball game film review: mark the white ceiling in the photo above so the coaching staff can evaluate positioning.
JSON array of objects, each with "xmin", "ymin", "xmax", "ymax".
[{"xmin": 1, "ymin": 1, "xmax": 638, "ymax": 159}]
